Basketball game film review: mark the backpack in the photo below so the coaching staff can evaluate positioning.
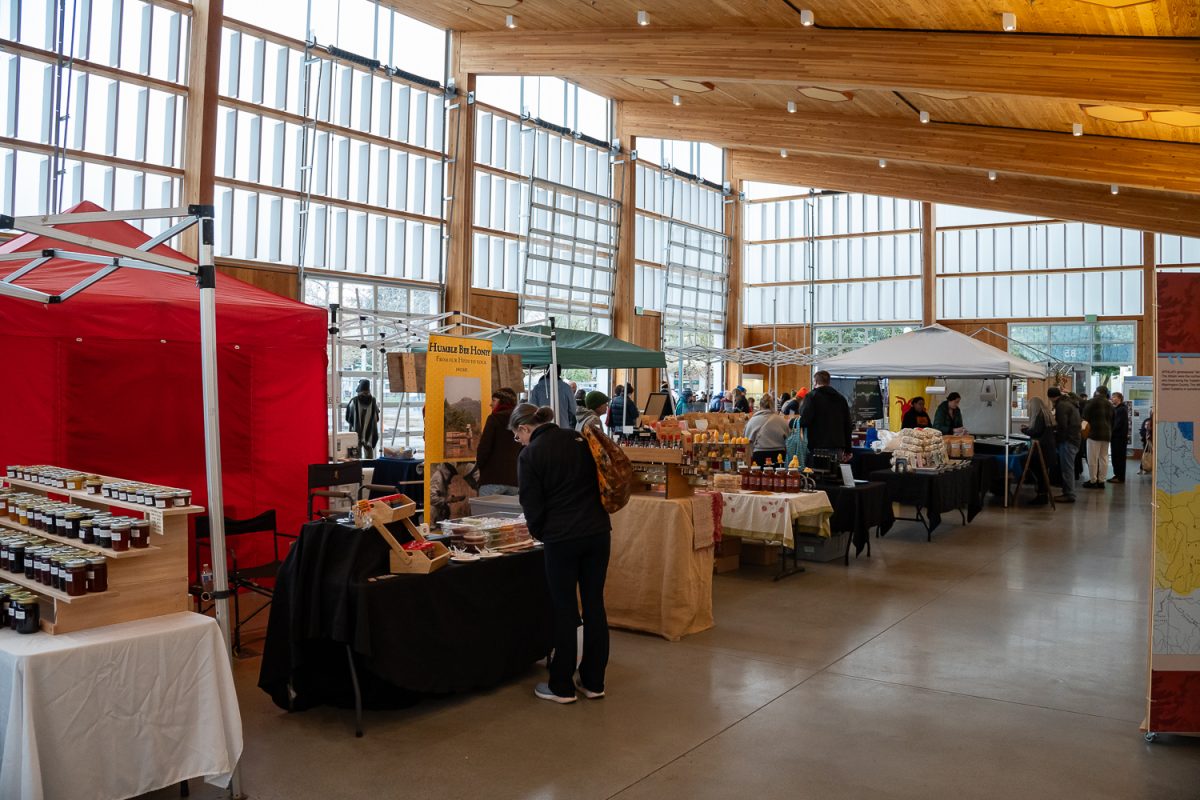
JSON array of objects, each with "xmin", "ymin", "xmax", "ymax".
[{"xmin": 580, "ymin": 420, "xmax": 633, "ymax": 514}]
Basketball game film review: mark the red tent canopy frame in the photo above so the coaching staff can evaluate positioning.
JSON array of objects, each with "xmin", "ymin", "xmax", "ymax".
[{"xmin": 0, "ymin": 202, "xmax": 327, "ymax": 574}]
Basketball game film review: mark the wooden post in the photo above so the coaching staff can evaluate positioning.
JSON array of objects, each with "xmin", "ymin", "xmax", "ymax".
[
  {"xmin": 921, "ymin": 201, "xmax": 936, "ymax": 326},
  {"xmin": 612, "ymin": 101, "xmax": 637, "ymax": 384},
  {"xmin": 1142, "ymin": 231, "xmax": 1156, "ymax": 377},
  {"xmin": 724, "ymin": 150, "xmax": 743, "ymax": 389},
  {"xmin": 182, "ymin": 0, "xmax": 223, "ymax": 260},
  {"xmin": 443, "ymin": 35, "xmax": 476, "ymax": 326}
]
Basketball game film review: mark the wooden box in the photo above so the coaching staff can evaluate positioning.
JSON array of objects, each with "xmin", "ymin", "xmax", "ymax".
[{"xmin": 370, "ymin": 496, "xmax": 450, "ymax": 574}]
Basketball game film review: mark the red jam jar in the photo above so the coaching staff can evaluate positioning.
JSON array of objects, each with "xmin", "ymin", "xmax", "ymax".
[
  {"xmin": 110, "ymin": 521, "xmax": 131, "ymax": 552},
  {"xmin": 86, "ymin": 557, "xmax": 108, "ymax": 593},
  {"xmin": 129, "ymin": 520, "xmax": 151, "ymax": 549}
]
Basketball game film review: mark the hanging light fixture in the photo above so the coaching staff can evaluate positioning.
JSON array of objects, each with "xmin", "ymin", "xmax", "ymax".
[
  {"xmin": 878, "ymin": 158, "xmax": 887, "ymax": 168},
  {"xmin": 672, "ymin": 94, "xmax": 681, "ymax": 106},
  {"xmin": 1072, "ymin": 122, "xmax": 1084, "ymax": 136},
  {"xmin": 505, "ymin": 14, "xmax": 517, "ymax": 28},
  {"xmin": 800, "ymin": 9, "xmax": 815, "ymax": 26},
  {"xmin": 637, "ymin": 10, "xmax": 649, "ymax": 26},
  {"xmin": 988, "ymin": 170, "xmax": 997, "ymax": 181},
  {"xmin": 787, "ymin": 100, "xmax": 797, "ymax": 113},
  {"xmin": 780, "ymin": 148, "xmax": 788, "ymax": 158},
  {"xmin": 1002, "ymin": 12, "xmax": 1017, "ymax": 31},
  {"xmin": 919, "ymin": 110, "xmax": 930, "ymax": 124},
  {"xmin": 1111, "ymin": 184, "xmax": 1120, "ymax": 195}
]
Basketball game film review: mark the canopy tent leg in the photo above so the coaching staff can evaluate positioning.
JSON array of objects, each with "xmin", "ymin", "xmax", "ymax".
[
  {"xmin": 197, "ymin": 216, "xmax": 243, "ymax": 799},
  {"xmin": 549, "ymin": 318, "xmax": 560, "ymax": 425},
  {"xmin": 328, "ymin": 303, "xmax": 340, "ymax": 460},
  {"xmin": 1004, "ymin": 376, "xmax": 1012, "ymax": 508}
]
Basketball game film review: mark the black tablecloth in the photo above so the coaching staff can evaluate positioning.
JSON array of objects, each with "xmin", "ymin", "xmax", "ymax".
[
  {"xmin": 258, "ymin": 519, "xmax": 551, "ymax": 711},
  {"xmin": 850, "ymin": 448, "xmax": 894, "ymax": 480},
  {"xmin": 968, "ymin": 456, "xmax": 998, "ymax": 517},
  {"xmin": 821, "ymin": 482, "xmax": 894, "ymax": 556},
  {"xmin": 868, "ymin": 466, "xmax": 974, "ymax": 534}
]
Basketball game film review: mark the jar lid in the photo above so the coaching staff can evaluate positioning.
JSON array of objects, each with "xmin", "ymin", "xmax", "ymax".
[
  {"xmin": 64, "ymin": 559, "xmax": 87, "ymax": 567},
  {"xmin": 86, "ymin": 556, "xmax": 107, "ymax": 565}
]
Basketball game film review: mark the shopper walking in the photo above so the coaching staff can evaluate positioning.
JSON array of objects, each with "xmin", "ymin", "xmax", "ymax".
[
  {"xmin": 781, "ymin": 391, "xmax": 801, "ymax": 416},
  {"xmin": 1110, "ymin": 391, "xmax": 1130, "ymax": 483},
  {"xmin": 1048, "ymin": 387, "xmax": 1082, "ymax": 503},
  {"xmin": 607, "ymin": 383, "xmax": 637, "ymax": 432},
  {"xmin": 1082, "ymin": 386, "xmax": 1114, "ymax": 488},
  {"xmin": 511, "ymin": 404, "xmax": 611, "ymax": 704},
  {"xmin": 1020, "ymin": 396, "xmax": 1057, "ymax": 506},
  {"xmin": 344, "ymin": 378, "xmax": 380, "ymax": 459},
  {"xmin": 798, "ymin": 370, "xmax": 853, "ymax": 455},
  {"xmin": 576, "ymin": 391, "xmax": 609, "ymax": 433},
  {"xmin": 745, "ymin": 394, "xmax": 790, "ymax": 466},
  {"xmin": 529, "ymin": 366, "xmax": 576, "ymax": 429},
  {"xmin": 732, "ymin": 386, "xmax": 751, "ymax": 414},
  {"xmin": 474, "ymin": 388, "xmax": 521, "ymax": 496}
]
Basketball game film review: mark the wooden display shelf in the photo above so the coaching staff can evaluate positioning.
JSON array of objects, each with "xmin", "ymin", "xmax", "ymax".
[
  {"xmin": 621, "ymin": 446, "xmax": 686, "ymax": 465},
  {"xmin": 0, "ymin": 517, "xmax": 159, "ymax": 559},
  {"xmin": 4, "ymin": 478, "xmax": 205, "ymax": 516},
  {"xmin": 0, "ymin": 569, "xmax": 120, "ymax": 604}
]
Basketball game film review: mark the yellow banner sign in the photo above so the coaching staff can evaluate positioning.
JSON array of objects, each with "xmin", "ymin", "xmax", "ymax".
[{"xmin": 424, "ymin": 334, "xmax": 492, "ymax": 463}]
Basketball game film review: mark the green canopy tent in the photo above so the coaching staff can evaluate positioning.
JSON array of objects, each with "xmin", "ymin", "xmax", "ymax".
[{"xmin": 479, "ymin": 325, "xmax": 667, "ymax": 369}]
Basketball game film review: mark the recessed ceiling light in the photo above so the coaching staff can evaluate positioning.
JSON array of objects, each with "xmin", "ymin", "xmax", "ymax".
[
  {"xmin": 1072, "ymin": 122, "xmax": 1084, "ymax": 136},
  {"xmin": 505, "ymin": 14, "xmax": 517, "ymax": 28},
  {"xmin": 787, "ymin": 100, "xmax": 797, "ymax": 114},
  {"xmin": 919, "ymin": 111, "xmax": 930, "ymax": 124},
  {"xmin": 780, "ymin": 149, "xmax": 788, "ymax": 158},
  {"xmin": 798, "ymin": 87, "xmax": 853, "ymax": 103},
  {"xmin": 1082, "ymin": 105, "xmax": 1147, "ymax": 123},
  {"xmin": 800, "ymin": 9, "xmax": 815, "ymax": 26},
  {"xmin": 637, "ymin": 10, "xmax": 649, "ymax": 26},
  {"xmin": 1149, "ymin": 110, "xmax": 1200, "ymax": 127},
  {"xmin": 878, "ymin": 159, "xmax": 887, "ymax": 168},
  {"xmin": 988, "ymin": 170, "xmax": 997, "ymax": 181},
  {"xmin": 1002, "ymin": 12, "xmax": 1017, "ymax": 31},
  {"xmin": 672, "ymin": 94, "xmax": 681, "ymax": 107},
  {"xmin": 1111, "ymin": 184, "xmax": 1120, "ymax": 195}
]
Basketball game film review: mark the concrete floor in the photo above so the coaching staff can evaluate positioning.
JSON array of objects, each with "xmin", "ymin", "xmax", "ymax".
[{"xmin": 147, "ymin": 475, "xmax": 1200, "ymax": 799}]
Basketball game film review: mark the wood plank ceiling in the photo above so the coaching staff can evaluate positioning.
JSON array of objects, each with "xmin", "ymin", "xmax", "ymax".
[{"xmin": 385, "ymin": 0, "xmax": 1200, "ymax": 231}]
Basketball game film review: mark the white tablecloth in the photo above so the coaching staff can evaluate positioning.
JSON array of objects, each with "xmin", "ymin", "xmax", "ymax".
[
  {"xmin": 0, "ymin": 612, "xmax": 243, "ymax": 800},
  {"xmin": 720, "ymin": 491, "xmax": 834, "ymax": 547}
]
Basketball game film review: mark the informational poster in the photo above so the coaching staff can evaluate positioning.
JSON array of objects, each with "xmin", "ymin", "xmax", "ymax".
[
  {"xmin": 851, "ymin": 378, "xmax": 884, "ymax": 423},
  {"xmin": 1148, "ymin": 273, "xmax": 1200, "ymax": 734},
  {"xmin": 1123, "ymin": 376, "xmax": 1153, "ymax": 447},
  {"xmin": 424, "ymin": 335, "xmax": 492, "ymax": 523}
]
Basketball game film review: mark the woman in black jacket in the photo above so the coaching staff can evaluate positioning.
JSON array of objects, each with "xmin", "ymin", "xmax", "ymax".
[{"xmin": 511, "ymin": 404, "xmax": 611, "ymax": 704}]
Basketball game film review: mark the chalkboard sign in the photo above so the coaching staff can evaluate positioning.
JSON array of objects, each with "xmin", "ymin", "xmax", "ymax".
[{"xmin": 852, "ymin": 378, "xmax": 884, "ymax": 422}]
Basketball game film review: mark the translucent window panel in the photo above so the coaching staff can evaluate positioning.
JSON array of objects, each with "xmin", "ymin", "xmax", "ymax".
[
  {"xmin": 1157, "ymin": 234, "xmax": 1200, "ymax": 265},
  {"xmin": 935, "ymin": 203, "xmax": 1043, "ymax": 227}
]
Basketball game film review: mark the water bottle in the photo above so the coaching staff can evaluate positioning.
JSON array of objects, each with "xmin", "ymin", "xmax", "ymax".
[{"xmin": 200, "ymin": 563, "xmax": 214, "ymax": 594}]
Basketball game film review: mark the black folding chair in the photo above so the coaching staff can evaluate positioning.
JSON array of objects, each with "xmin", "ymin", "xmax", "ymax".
[{"xmin": 195, "ymin": 510, "xmax": 292, "ymax": 653}]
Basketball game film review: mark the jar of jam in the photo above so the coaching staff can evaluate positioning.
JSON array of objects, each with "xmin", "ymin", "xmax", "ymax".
[
  {"xmin": 85, "ymin": 478, "xmax": 103, "ymax": 495},
  {"xmin": 64, "ymin": 511, "xmax": 83, "ymax": 539},
  {"xmin": 0, "ymin": 493, "xmax": 8, "ymax": 518},
  {"xmin": 22, "ymin": 543, "xmax": 36, "ymax": 579},
  {"xmin": 101, "ymin": 483, "xmax": 116, "ymax": 499},
  {"xmin": 153, "ymin": 492, "xmax": 172, "ymax": 509},
  {"xmin": 64, "ymin": 473, "xmax": 85, "ymax": 491},
  {"xmin": 12, "ymin": 592, "xmax": 40, "ymax": 634},
  {"xmin": 79, "ymin": 518, "xmax": 95, "ymax": 544},
  {"xmin": 0, "ymin": 584, "xmax": 11, "ymax": 626},
  {"xmin": 94, "ymin": 518, "xmax": 113, "ymax": 549},
  {"xmin": 64, "ymin": 559, "xmax": 87, "ymax": 597},
  {"xmin": 110, "ymin": 520, "xmax": 131, "ymax": 552},
  {"xmin": 130, "ymin": 519, "xmax": 151, "ymax": 549},
  {"xmin": 86, "ymin": 557, "xmax": 108, "ymax": 593},
  {"xmin": 172, "ymin": 490, "xmax": 192, "ymax": 508}
]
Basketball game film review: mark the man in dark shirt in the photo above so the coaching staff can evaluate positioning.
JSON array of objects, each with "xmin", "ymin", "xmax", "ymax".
[
  {"xmin": 1110, "ymin": 391, "xmax": 1130, "ymax": 483},
  {"xmin": 798, "ymin": 370, "xmax": 852, "ymax": 454},
  {"xmin": 1048, "ymin": 387, "xmax": 1082, "ymax": 503}
]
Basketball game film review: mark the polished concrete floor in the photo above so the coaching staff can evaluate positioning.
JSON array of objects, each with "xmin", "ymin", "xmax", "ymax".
[{"xmin": 147, "ymin": 475, "xmax": 1200, "ymax": 799}]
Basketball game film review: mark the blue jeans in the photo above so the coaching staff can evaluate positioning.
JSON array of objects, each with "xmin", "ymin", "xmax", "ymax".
[
  {"xmin": 1058, "ymin": 442, "xmax": 1079, "ymax": 497},
  {"xmin": 478, "ymin": 484, "xmax": 519, "ymax": 497}
]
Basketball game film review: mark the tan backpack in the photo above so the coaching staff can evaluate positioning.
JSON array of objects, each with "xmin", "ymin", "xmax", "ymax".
[{"xmin": 580, "ymin": 420, "xmax": 633, "ymax": 514}]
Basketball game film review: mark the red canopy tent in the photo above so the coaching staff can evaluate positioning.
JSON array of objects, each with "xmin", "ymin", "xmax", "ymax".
[{"xmin": 0, "ymin": 203, "xmax": 327, "ymax": 566}]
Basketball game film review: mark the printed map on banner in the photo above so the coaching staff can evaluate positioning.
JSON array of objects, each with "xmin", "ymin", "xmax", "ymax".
[{"xmin": 1153, "ymin": 419, "xmax": 1200, "ymax": 656}]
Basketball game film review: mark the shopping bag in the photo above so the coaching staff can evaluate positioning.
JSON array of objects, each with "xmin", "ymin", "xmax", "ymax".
[
  {"xmin": 785, "ymin": 419, "xmax": 808, "ymax": 467},
  {"xmin": 580, "ymin": 421, "xmax": 633, "ymax": 514},
  {"xmin": 1141, "ymin": 440, "xmax": 1154, "ymax": 473}
]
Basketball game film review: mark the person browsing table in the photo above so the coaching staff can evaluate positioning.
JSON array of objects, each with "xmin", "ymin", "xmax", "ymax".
[{"xmin": 511, "ymin": 404, "xmax": 611, "ymax": 705}]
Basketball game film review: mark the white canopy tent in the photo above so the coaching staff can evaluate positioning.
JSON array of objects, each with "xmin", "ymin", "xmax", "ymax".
[{"xmin": 817, "ymin": 324, "xmax": 1050, "ymax": 508}]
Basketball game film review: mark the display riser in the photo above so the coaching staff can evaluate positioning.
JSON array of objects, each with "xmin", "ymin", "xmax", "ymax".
[{"xmin": 3, "ymin": 478, "xmax": 197, "ymax": 634}]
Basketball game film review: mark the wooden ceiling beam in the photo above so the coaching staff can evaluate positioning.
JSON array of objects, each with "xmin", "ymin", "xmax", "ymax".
[
  {"xmin": 459, "ymin": 28, "xmax": 1200, "ymax": 107},
  {"xmin": 621, "ymin": 103, "xmax": 1200, "ymax": 194},
  {"xmin": 729, "ymin": 149, "xmax": 1200, "ymax": 239}
]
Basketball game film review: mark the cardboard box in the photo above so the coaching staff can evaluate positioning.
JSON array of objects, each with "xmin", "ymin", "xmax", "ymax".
[
  {"xmin": 795, "ymin": 531, "xmax": 850, "ymax": 563},
  {"xmin": 714, "ymin": 553, "xmax": 740, "ymax": 573},
  {"xmin": 740, "ymin": 540, "xmax": 781, "ymax": 566}
]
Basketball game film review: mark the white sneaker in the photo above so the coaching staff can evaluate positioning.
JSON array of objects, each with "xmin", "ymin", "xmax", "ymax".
[
  {"xmin": 534, "ymin": 683, "xmax": 576, "ymax": 704},
  {"xmin": 574, "ymin": 675, "xmax": 605, "ymax": 699}
]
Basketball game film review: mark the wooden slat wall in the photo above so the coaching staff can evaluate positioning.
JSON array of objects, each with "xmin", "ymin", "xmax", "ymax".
[
  {"xmin": 469, "ymin": 288, "xmax": 519, "ymax": 327},
  {"xmin": 742, "ymin": 325, "xmax": 811, "ymax": 398},
  {"xmin": 216, "ymin": 263, "xmax": 299, "ymax": 301}
]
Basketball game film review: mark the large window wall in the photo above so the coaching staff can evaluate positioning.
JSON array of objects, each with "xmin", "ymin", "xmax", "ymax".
[
  {"xmin": 472, "ymin": 77, "xmax": 616, "ymax": 337},
  {"xmin": 1, "ymin": 0, "xmax": 190, "ymax": 237},
  {"xmin": 743, "ymin": 188, "xmax": 922, "ymax": 326},
  {"xmin": 935, "ymin": 205, "xmax": 1144, "ymax": 319},
  {"xmin": 634, "ymin": 139, "xmax": 729, "ymax": 394}
]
